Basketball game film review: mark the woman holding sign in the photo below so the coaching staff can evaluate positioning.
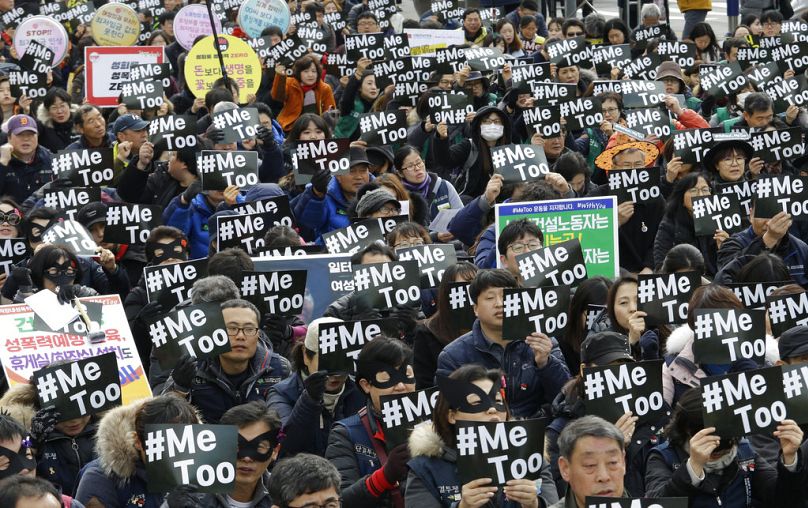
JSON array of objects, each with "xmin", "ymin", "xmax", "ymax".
[
  {"xmin": 394, "ymin": 145, "xmax": 463, "ymax": 224},
  {"xmin": 272, "ymin": 55, "xmax": 336, "ymax": 133}
]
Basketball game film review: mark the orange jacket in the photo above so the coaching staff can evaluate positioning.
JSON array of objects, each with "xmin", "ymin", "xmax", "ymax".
[{"xmin": 272, "ymin": 75, "xmax": 336, "ymax": 132}]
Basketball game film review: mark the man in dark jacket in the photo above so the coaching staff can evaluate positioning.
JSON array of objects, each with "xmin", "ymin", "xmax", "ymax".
[
  {"xmin": 436, "ymin": 269, "xmax": 571, "ymax": 418},
  {"xmin": 0, "ymin": 115, "xmax": 53, "ymax": 204}
]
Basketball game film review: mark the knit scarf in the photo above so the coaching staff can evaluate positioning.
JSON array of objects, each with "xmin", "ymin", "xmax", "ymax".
[{"xmin": 403, "ymin": 173, "xmax": 431, "ymax": 198}]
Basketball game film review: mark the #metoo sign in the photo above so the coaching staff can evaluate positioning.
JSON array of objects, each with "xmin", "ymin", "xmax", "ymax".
[{"xmin": 455, "ymin": 419, "xmax": 546, "ymax": 485}]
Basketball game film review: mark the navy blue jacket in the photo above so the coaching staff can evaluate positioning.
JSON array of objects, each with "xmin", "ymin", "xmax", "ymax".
[
  {"xmin": 716, "ymin": 226, "xmax": 808, "ymax": 287},
  {"xmin": 38, "ymin": 421, "xmax": 98, "ymax": 497},
  {"xmin": 0, "ymin": 146, "xmax": 53, "ymax": 204},
  {"xmin": 436, "ymin": 320, "xmax": 571, "ymax": 418},
  {"xmin": 448, "ymin": 195, "xmax": 490, "ymax": 248}
]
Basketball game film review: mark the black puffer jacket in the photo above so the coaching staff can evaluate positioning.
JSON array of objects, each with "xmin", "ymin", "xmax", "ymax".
[
  {"xmin": 37, "ymin": 420, "xmax": 98, "ymax": 497},
  {"xmin": 653, "ymin": 208, "xmax": 719, "ymax": 276},
  {"xmin": 116, "ymin": 159, "xmax": 186, "ymax": 210}
]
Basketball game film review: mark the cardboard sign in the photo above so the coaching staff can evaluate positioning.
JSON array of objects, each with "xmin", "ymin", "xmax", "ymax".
[
  {"xmin": 700, "ymin": 62, "xmax": 747, "ymax": 99},
  {"xmin": 239, "ymin": 270, "xmax": 307, "ymax": 316},
  {"xmin": 119, "ymin": 80, "xmax": 164, "ymax": 110},
  {"xmin": 33, "ymin": 352, "xmax": 121, "ymax": 420},
  {"xmin": 352, "ymin": 260, "xmax": 420, "ymax": 309},
  {"xmin": 396, "ymin": 244, "xmax": 457, "ymax": 288},
  {"xmin": 174, "ymin": 4, "xmax": 222, "ymax": 50},
  {"xmin": 433, "ymin": 45, "xmax": 467, "ymax": 74},
  {"xmin": 763, "ymin": 76, "xmax": 808, "ymax": 114},
  {"xmin": 622, "ymin": 53, "xmax": 661, "ymax": 80},
  {"xmin": 322, "ymin": 216, "xmax": 402, "ymax": 255},
  {"xmin": 782, "ymin": 364, "xmax": 808, "ymax": 425},
  {"xmin": 672, "ymin": 128, "xmax": 720, "ymax": 164},
  {"xmin": 237, "ymin": 0, "xmax": 289, "ymax": 38},
  {"xmin": 146, "ymin": 302, "xmax": 231, "ymax": 369},
  {"xmin": 583, "ymin": 360, "xmax": 665, "ymax": 426},
  {"xmin": 446, "ymin": 282, "xmax": 475, "ymax": 331},
  {"xmin": 637, "ymin": 271, "xmax": 701, "ymax": 326},
  {"xmin": 754, "ymin": 175, "xmax": 808, "ymax": 221},
  {"xmin": 84, "ymin": 46, "xmax": 164, "ymax": 107},
  {"xmin": 217, "ymin": 212, "xmax": 273, "ymax": 254},
  {"xmin": 692, "ymin": 309, "xmax": 767, "ymax": 364},
  {"xmin": 529, "ymin": 82, "xmax": 576, "ymax": 106},
  {"xmin": 358, "ymin": 110, "xmax": 408, "ymax": 146},
  {"xmin": 428, "ymin": 91, "xmax": 473, "ymax": 125},
  {"xmin": 586, "ymin": 498, "xmax": 688, "ymax": 508},
  {"xmin": 42, "ymin": 187, "xmax": 101, "ymax": 222},
  {"xmin": 491, "ymin": 144, "xmax": 550, "ymax": 184},
  {"xmin": 559, "ymin": 97, "xmax": 603, "ymax": 131},
  {"xmin": 456, "ymin": 419, "xmax": 545, "ymax": 485},
  {"xmin": 41, "ymin": 220, "xmax": 97, "ymax": 257},
  {"xmin": 510, "ymin": 62, "xmax": 551, "ymax": 85},
  {"xmin": 718, "ymin": 179, "xmax": 756, "ymax": 217},
  {"xmin": 211, "ymin": 107, "xmax": 261, "ymax": 144},
  {"xmin": 145, "ymin": 424, "xmax": 236, "ymax": 493},
  {"xmin": 621, "ymin": 80, "xmax": 667, "ymax": 109},
  {"xmin": 607, "ymin": 167, "xmax": 662, "ymax": 204},
  {"xmin": 198, "ymin": 150, "xmax": 259, "ymax": 191},
  {"xmin": 748, "ymin": 128, "xmax": 805, "ymax": 163},
  {"xmin": 91, "ymin": 3, "xmax": 141, "ymax": 47},
  {"xmin": 380, "ymin": 388, "xmax": 438, "ymax": 447},
  {"xmin": 546, "ymin": 36, "xmax": 590, "ymax": 66},
  {"xmin": 692, "ymin": 194, "xmax": 745, "ymax": 236},
  {"xmin": 8, "ymin": 70, "xmax": 47, "ymax": 100},
  {"xmin": 465, "ymin": 46, "xmax": 506, "ymax": 72},
  {"xmin": 144, "ymin": 258, "xmax": 209, "ymax": 309},
  {"xmin": 345, "ymin": 32, "xmax": 386, "ymax": 61},
  {"xmin": 184, "ymin": 35, "xmax": 261, "ymax": 104},
  {"xmin": 522, "ymin": 105, "xmax": 561, "ymax": 138},
  {"xmin": 231, "ymin": 196, "xmax": 294, "ymax": 227},
  {"xmin": 0, "ymin": 238, "xmax": 29, "ymax": 276},
  {"xmin": 591, "ymin": 44, "xmax": 631, "ymax": 76},
  {"xmin": 14, "ymin": 16, "xmax": 69, "ymax": 67},
  {"xmin": 725, "ymin": 282, "xmax": 784, "ymax": 310},
  {"xmin": 18, "ymin": 40, "xmax": 54, "ymax": 74},
  {"xmin": 767, "ymin": 291, "xmax": 808, "ymax": 338},
  {"xmin": 701, "ymin": 367, "xmax": 787, "ymax": 436},
  {"xmin": 625, "ymin": 107, "xmax": 672, "ymax": 139},
  {"xmin": 52, "ymin": 148, "xmax": 115, "ymax": 187},
  {"xmin": 102, "ymin": 204, "xmax": 161, "ymax": 245},
  {"xmin": 318, "ymin": 319, "xmax": 391, "ymax": 374},
  {"xmin": 501, "ymin": 286, "xmax": 570, "ymax": 342},
  {"xmin": 515, "ymin": 239, "xmax": 588, "ymax": 288},
  {"xmin": 148, "ymin": 114, "xmax": 198, "ymax": 150},
  {"xmin": 292, "ymin": 138, "xmax": 352, "ymax": 185},
  {"xmin": 657, "ymin": 40, "xmax": 697, "ymax": 67}
]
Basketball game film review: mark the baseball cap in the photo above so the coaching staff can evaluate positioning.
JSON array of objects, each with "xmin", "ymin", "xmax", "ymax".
[
  {"xmin": 580, "ymin": 331, "xmax": 635, "ymax": 366},
  {"xmin": 349, "ymin": 146, "xmax": 370, "ymax": 168},
  {"xmin": 113, "ymin": 114, "xmax": 148, "ymax": 134},
  {"xmin": 7, "ymin": 114, "xmax": 37, "ymax": 136},
  {"xmin": 76, "ymin": 202, "xmax": 108, "ymax": 229},
  {"xmin": 779, "ymin": 325, "xmax": 808, "ymax": 360}
]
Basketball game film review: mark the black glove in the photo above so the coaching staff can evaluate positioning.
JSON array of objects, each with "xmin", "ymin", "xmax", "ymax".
[
  {"xmin": 304, "ymin": 370, "xmax": 328, "ymax": 402},
  {"xmin": 264, "ymin": 315, "xmax": 293, "ymax": 347},
  {"xmin": 56, "ymin": 284, "xmax": 80, "ymax": 305},
  {"xmin": 382, "ymin": 443, "xmax": 411, "ymax": 483},
  {"xmin": 256, "ymin": 125, "xmax": 275, "ymax": 146},
  {"xmin": 206, "ymin": 127, "xmax": 225, "ymax": 143},
  {"xmin": 165, "ymin": 484, "xmax": 201, "ymax": 508},
  {"xmin": 135, "ymin": 301, "xmax": 164, "ymax": 322},
  {"xmin": 171, "ymin": 355, "xmax": 198, "ymax": 392},
  {"xmin": 390, "ymin": 305, "xmax": 418, "ymax": 336},
  {"xmin": 311, "ymin": 168, "xmax": 331, "ymax": 196},
  {"xmin": 182, "ymin": 180, "xmax": 202, "ymax": 205},
  {"xmin": 10, "ymin": 266, "xmax": 32, "ymax": 288},
  {"xmin": 30, "ymin": 407, "xmax": 60, "ymax": 450}
]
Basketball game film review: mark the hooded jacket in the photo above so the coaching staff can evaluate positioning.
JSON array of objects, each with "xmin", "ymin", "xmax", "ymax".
[
  {"xmin": 38, "ymin": 420, "xmax": 99, "ymax": 497},
  {"xmin": 291, "ymin": 175, "xmax": 359, "ymax": 243},
  {"xmin": 36, "ymin": 102, "xmax": 79, "ymax": 153},
  {"xmin": 164, "ymin": 192, "xmax": 246, "ymax": 259}
]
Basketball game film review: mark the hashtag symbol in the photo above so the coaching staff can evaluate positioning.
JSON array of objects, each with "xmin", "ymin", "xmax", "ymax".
[
  {"xmin": 219, "ymin": 220, "xmax": 234, "ymax": 241},
  {"xmin": 198, "ymin": 154, "xmax": 215, "ymax": 174},
  {"xmin": 637, "ymin": 278, "xmax": 654, "ymax": 303},
  {"xmin": 106, "ymin": 205, "xmax": 121, "ymax": 226},
  {"xmin": 319, "ymin": 325, "xmax": 339, "ymax": 354},
  {"xmin": 44, "ymin": 193, "xmax": 56, "ymax": 208},
  {"xmin": 769, "ymin": 298, "xmax": 787, "ymax": 324},
  {"xmin": 36, "ymin": 372, "xmax": 59, "ymax": 403},
  {"xmin": 784, "ymin": 368, "xmax": 803, "ymax": 398},
  {"xmin": 324, "ymin": 234, "xmax": 340, "ymax": 253},
  {"xmin": 518, "ymin": 255, "xmax": 536, "ymax": 281},
  {"xmin": 692, "ymin": 197, "xmax": 706, "ymax": 218},
  {"xmin": 52, "ymin": 154, "xmax": 68, "ymax": 175},
  {"xmin": 149, "ymin": 320, "xmax": 168, "ymax": 347},
  {"xmin": 757, "ymin": 177, "xmax": 772, "ymax": 198},
  {"xmin": 608, "ymin": 171, "xmax": 621, "ymax": 188},
  {"xmin": 354, "ymin": 268, "xmax": 370, "ymax": 291},
  {"xmin": 437, "ymin": 51, "xmax": 445, "ymax": 63},
  {"xmin": 381, "ymin": 398, "xmax": 403, "ymax": 427},
  {"xmin": 213, "ymin": 116, "xmax": 226, "ymax": 129},
  {"xmin": 583, "ymin": 370, "xmax": 605, "ymax": 399},
  {"xmin": 750, "ymin": 136, "xmax": 764, "ymax": 152},
  {"xmin": 148, "ymin": 121, "xmax": 158, "ymax": 136},
  {"xmin": 456, "ymin": 426, "xmax": 478, "ymax": 455},
  {"xmin": 694, "ymin": 312, "xmax": 713, "ymax": 340},
  {"xmin": 296, "ymin": 142, "xmax": 310, "ymax": 159},
  {"xmin": 674, "ymin": 134, "xmax": 685, "ymax": 151},
  {"xmin": 449, "ymin": 285, "xmax": 466, "ymax": 309},
  {"xmin": 702, "ymin": 381, "xmax": 724, "ymax": 413},
  {"xmin": 241, "ymin": 275, "xmax": 257, "ymax": 297},
  {"xmin": 503, "ymin": 292, "xmax": 521, "ymax": 318},
  {"xmin": 491, "ymin": 149, "xmax": 506, "ymax": 168},
  {"xmin": 359, "ymin": 117, "xmax": 372, "ymax": 132},
  {"xmin": 146, "ymin": 270, "xmax": 164, "ymax": 292},
  {"xmin": 144, "ymin": 429, "xmax": 165, "ymax": 462}
]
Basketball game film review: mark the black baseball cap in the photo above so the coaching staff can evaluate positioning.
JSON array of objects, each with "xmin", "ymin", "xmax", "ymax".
[
  {"xmin": 76, "ymin": 202, "xmax": 108, "ymax": 229},
  {"xmin": 580, "ymin": 331, "xmax": 635, "ymax": 366},
  {"xmin": 779, "ymin": 325, "xmax": 808, "ymax": 360}
]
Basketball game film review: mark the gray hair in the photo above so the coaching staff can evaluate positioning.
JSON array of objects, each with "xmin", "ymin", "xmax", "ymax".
[
  {"xmin": 557, "ymin": 415, "xmax": 625, "ymax": 459},
  {"xmin": 190, "ymin": 275, "xmax": 240, "ymax": 304},
  {"xmin": 641, "ymin": 3, "xmax": 661, "ymax": 19},
  {"xmin": 212, "ymin": 101, "xmax": 238, "ymax": 114},
  {"xmin": 268, "ymin": 454, "xmax": 341, "ymax": 507}
]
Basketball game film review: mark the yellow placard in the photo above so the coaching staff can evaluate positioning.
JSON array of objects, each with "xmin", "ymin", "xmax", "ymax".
[
  {"xmin": 185, "ymin": 34, "xmax": 261, "ymax": 105},
  {"xmin": 91, "ymin": 3, "xmax": 141, "ymax": 47}
]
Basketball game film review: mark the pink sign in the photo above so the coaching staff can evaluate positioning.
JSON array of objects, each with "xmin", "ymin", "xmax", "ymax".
[
  {"xmin": 174, "ymin": 4, "xmax": 223, "ymax": 50},
  {"xmin": 13, "ymin": 16, "xmax": 69, "ymax": 67}
]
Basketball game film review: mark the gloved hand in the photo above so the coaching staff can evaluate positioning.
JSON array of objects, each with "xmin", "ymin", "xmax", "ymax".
[
  {"xmin": 304, "ymin": 370, "xmax": 328, "ymax": 402},
  {"xmin": 182, "ymin": 180, "xmax": 202, "ymax": 205},
  {"xmin": 256, "ymin": 125, "xmax": 276, "ymax": 147},
  {"xmin": 206, "ymin": 127, "xmax": 225, "ymax": 143},
  {"xmin": 10, "ymin": 266, "xmax": 32, "ymax": 288},
  {"xmin": 390, "ymin": 305, "xmax": 418, "ymax": 336},
  {"xmin": 56, "ymin": 284, "xmax": 80, "ymax": 305},
  {"xmin": 171, "ymin": 355, "xmax": 198, "ymax": 392},
  {"xmin": 136, "ymin": 301, "xmax": 164, "ymax": 322},
  {"xmin": 30, "ymin": 406, "xmax": 60, "ymax": 449},
  {"xmin": 264, "ymin": 315, "xmax": 293, "ymax": 348},
  {"xmin": 639, "ymin": 330, "xmax": 659, "ymax": 360},
  {"xmin": 382, "ymin": 443, "xmax": 411, "ymax": 483},
  {"xmin": 165, "ymin": 484, "xmax": 201, "ymax": 508},
  {"xmin": 311, "ymin": 168, "xmax": 331, "ymax": 196}
]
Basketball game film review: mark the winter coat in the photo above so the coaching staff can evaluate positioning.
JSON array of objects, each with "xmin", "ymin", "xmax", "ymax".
[
  {"xmin": 267, "ymin": 373, "xmax": 365, "ymax": 457},
  {"xmin": 291, "ymin": 176, "xmax": 355, "ymax": 243},
  {"xmin": 436, "ymin": 320, "xmax": 571, "ymax": 418},
  {"xmin": 334, "ymin": 72, "xmax": 374, "ymax": 140},
  {"xmin": 406, "ymin": 423, "xmax": 559, "ymax": 508},
  {"xmin": 158, "ymin": 475, "xmax": 272, "ymax": 508},
  {"xmin": 271, "ymin": 75, "xmax": 336, "ymax": 132},
  {"xmin": 447, "ymin": 195, "xmax": 491, "ymax": 248},
  {"xmin": 38, "ymin": 421, "xmax": 98, "ymax": 497},
  {"xmin": 409, "ymin": 173, "xmax": 464, "ymax": 224},
  {"xmin": 164, "ymin": 192, "xmax": 245, "ymax": 259},
  {"xmin": 716, "ymin": 226, "xmax": 808, "ymax": 287},
  {"xmin": 36, "ymin": 102, "xmax": 79, "ymax": 153},
  {"xmin": 0, "ymin": 256, "xmax": 126, "ymax": 301},
  {"xmin": 653, "ymin": 209, "xmax": 719, "ymax": 276},
  {"xmin": 116, "ymin": 159, "xmax": 184, "ymax": 209},
  {"xmin": 0, "ymin": 146, "xmax": 53, "ymax": 204},
  {"xmin": 413, "ymin": 321, "xmax": 449, "ymax": 390}
]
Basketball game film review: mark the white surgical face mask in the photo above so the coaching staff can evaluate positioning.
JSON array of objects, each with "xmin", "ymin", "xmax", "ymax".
[{"xmin": 480, "ymin": 124, "xmax": 504, "ymax": 141}]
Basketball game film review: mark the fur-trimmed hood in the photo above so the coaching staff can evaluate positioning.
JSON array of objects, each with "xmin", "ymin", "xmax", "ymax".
[
  {"xmin": 0, "ymin": 383, "xmax": 37, "ymax": 429},
  {"xmin": 664, "ymin": 324, "xmax": 780, "ymax": 365},
  {"xmin": 408, "ymin": 423, "xmax": 445, "ymax": 459},
  {"xmin": 94, "ymin": 401, "xmax": 144, "ymax": 481},
  {"xmin": 36, "ymin": 102, "xmax": 78, "ymax": 129}
]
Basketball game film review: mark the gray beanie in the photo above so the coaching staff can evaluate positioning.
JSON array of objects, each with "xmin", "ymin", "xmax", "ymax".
[{"xmin": 355, "ymin": 188, "xmax": 400, "ymax": 218}]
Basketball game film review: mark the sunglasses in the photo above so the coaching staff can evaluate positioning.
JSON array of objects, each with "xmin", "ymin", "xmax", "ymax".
[{"xmin": 0, "ymin": 211, "xmax": 21, "ymax": 225}]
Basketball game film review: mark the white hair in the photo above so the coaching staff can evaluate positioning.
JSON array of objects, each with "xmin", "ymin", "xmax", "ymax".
[{"xmin": 641, "ymin": 3, "xmax": 661, "ymax": 19}]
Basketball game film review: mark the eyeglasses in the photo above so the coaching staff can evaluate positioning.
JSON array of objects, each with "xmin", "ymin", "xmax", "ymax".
[
  {"xmin": 288, "ymin": 499, "xmax": 341, "ymax": 508},
  {"xmin": 48, "ymin": 102, "xmax": 69, "ymax": 112},
  {"xmin": 602, "ymin": 107, "xmax": 620, "ymax": 114},
  {"xmin": 226, "ymin": 326, "xmax": 260, "ymax": 337},
  {"xmin": 763, "ymin": 21, "xmax": 781, "ymax": 28},
  {"xmin": 401, "ymin": 160, "xmax": 425, "ymax": 172},
  {"xmin": 508, "ymin": 240, "xmax": 542, "ymax": 254},
  {"xmin": 687, "ymin": 186, "xmax": 711, "ymax": 196},
  {"xmin": 394, "ymin": 239, "xmax": 425, "ymax": 249},
  {"xmin": 720, "ymin": 156, "xmax": 746, "ymax": 166},
  {"xmin": 377, "ymin": 204, "xmax": 401, "ymax": 216},
  {"xmin": 0, "ymin": 211, "xmax": 21, "ymax": 225}
]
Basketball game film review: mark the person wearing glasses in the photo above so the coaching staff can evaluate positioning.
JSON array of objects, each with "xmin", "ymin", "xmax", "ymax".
[
  {"xmin": 497, "ymin": 218, "xmax": 544, "ymax": 281},
  {"xmin": 164, "ymin": 299, "xmax": 291, "ymax": 423},
  {"xmin": 269, "ymin": 454, "xmax": 342, "ymax": 508},
  {"xmin": 394, "ymin": 145, "xmax": 462, "ymax": 227},
  {"xmin": 760, "ymin": 9, "xmax": 783, "ymax": 37},
  {"xmin": 701, "ymin": 139, "xmax": 763, "ymax": 185},
  {"xmin": 35, "ymin": 88, "xmax": 77, "ymax": 153}
]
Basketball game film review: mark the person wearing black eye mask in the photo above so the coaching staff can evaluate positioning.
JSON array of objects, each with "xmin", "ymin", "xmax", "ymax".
[
  {"xmin": 10, "ymin": 244, "xmax": 98, "ymax": 305},
  {"xmin": 407, "ymin": 364, "xmax": 559, "ymax": 508},
  {"xmin": 0, "ymin": 414, "xmax": 36, "ymax": 481}
]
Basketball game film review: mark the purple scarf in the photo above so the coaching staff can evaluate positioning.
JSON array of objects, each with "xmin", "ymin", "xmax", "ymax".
[{"xmin": 403, "ymin": 173, "xmax": 432, "ymax": 197}]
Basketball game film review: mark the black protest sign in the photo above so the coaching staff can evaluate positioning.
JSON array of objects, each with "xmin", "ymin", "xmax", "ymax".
[
  {"xmin": 372, "ymin": 57, "xmax": 408, "ymax": 89},
  {"xmin": 546, "ymin": 36, "xmax": 590, "ymax": 66},
  {"xmin": 19, "ymin": 40, "xmax": 54, "ymax": 73},
  {"xmin": 725, "ymin": 282, "xmax": 784, "ymax": 310},
  {"xmin": 434, "ymin": 45, "xmax": 467, "ymax": 74},
  {"xmin": 456, "ymin": 419, "xmax": 546, "ymax": 485},
  {"xmin": 559, "ymin": 97, "xmax": 603, "ymax": 131},
  {"xmin": 748, "ymin": 127, "xmax": 805, "ymax": 163},
  {"xmin": 396, "ymin": 244, "xmax": 457, "ymax": 288},
  {"xmin": 782, "ymin": 19, "xmax": 808, "ymax": 33},
  {"xmin": 586, "ymin": 304, "xmax": 606, "ymax": 330},
  {"xmin": 772, "ymin": 41, "xmax": 808, "ymax": 73},
  {"xmin": 427, "ymin": 91, "xmax": 473, "ymax": 125},
  {"xmin": 0, "ymin": 238, "xmax": 28, "ymax": 276},
  {"xmin": 692, "ymin": 194, "xmax": 745, "ymax": 236},
  {"xmin": 103, "ymin": 204, "xmax": 161, "ymax": 246},
  {"xmin": 515, "ymin": 239, "xmax": 588, "ymax": 288},
  {"xmin": 33, "ymin": 352, "xmax": 121, "ymax": 420},
  {"xmin": 657, "ymin": 40, "xmax": 698, "ymax": 68},
  {"xmin": 239, "ymin": 270, "xmax": 307, "ymax": 316},
  {"xmin": 465, "ymin": 46, "xmax": 506, "ymax": 72},
  {"xmin": 345, "ymin": 31, "xmax": 386, "ymax": 61},
  {"xmin": 144, "ymin": 258, "xmax": 209, "ymax": 309},
  {"xmin": 621, "ymin": 80, "xmax": 667, "ymax": 109},
  {"xmin": 51, "ymin": 148, "xmax": 115, "ymax": 187},
  {"xmin": 145, "ymin": 424, "xmax": 236, "ymax": 493},
  {"xmin": 358, "ymin": 110, "xmax": 408, "ymax": 146},
  {"xmin": 324, "ymin": 11, "xmax": 346, "ymax": 32},
  {"xmin": 762, "ymin": 76, "xmax": 808, "ymax": 113},
  {"xmin": 625, "ymin": 107, "xmax": 672, "ymax": 139},
  {"xmin": 501, "ymin": 286, "xmax": 570, "ymax": 342},
  {"xmin": 297, "ymin": 25, "xmax": 328, "ymax": 53},
  {"xmin": 380, "ymin": 388, "xmax": 439, "ymax": 447},
  {"xmin": 231, "ymin": 195, "xmax": 295, "ymax": 227},
  {"xmin": 672, "ymin": 128, "xmax": 720, "ymax": 164},
  {"xmin": 43, "ymin": 187, "xmax": 102, "ymax": 222},
  {"xmin": 583, "ymin": 360, "xmax": 665, "ymax": 426},
  {"xmin": 632, "ymin": 24, "xmax": 666, "ymax": 44},
  {"xmin": 522, "ymin": 105, "xmax": 561, "ymax": 138},
  {"xmin": 754, "ymin": 175, "xmax": 808, "ymax": 220},
  {"xmin": 492, "ymin": 144, "xmax": 550, "ymax": 184},
  {"xmin": 692, "ymin": 309, "xmax": 767, "ymax": 364},
  {"xmin": 323, "ymin": 216, "xmax": 402, "ymax": 254},
  {"xmin": 146, "ymin": 302, "xmax": 231, "ymax": 369},
  {"xmin": 318, "ymin": 319, "xmax": 393, "ymax": 374},
  {"xmin": 718, "ymin": 179, "xmax": 756, "ymax": 217},
  {"xmin": 120, "ymin": 80, "xmax": 164, "ymax": 110},
  {"xmin": 430, "ymin": 0, "xmax": 462, "ymax": 19},
  {"xmin": 622, "ymin": 53, "xmax": 661, "ymax": 80},
  {"xmin": 783, "ymin": 364, "xmax": 808, "ymax": 425},
  {"xmin": 738, "ymin": 46, "xmax": 771, "ymax": 67},
  {"xmin": 591, "ymin": 44, "xmax": 631, "ymax": 76},
  {"xmin": 767, "ymin": 291, "xmax": 808, "ymax": 338},
  {"xmin": 266, "ymin": 35, "xmax": 310, "ymax": 67},
  {"xmin": 1, "ymin": 5, "xmax": 30, "ymax": 28},
  {"xmin": 529, "ymin": 82, "xmax": 576, "ymax": 106},
  {"xmin": 701, "ymin": 367, "xmax": 787, "ymax": 436},
  {"xmin": 395, "ymin": 80, "xmax": 430, "ymax": 107},
  {"xmin": 384, "ymin": 34, "xmax": 411, "ymax": 60},
  {"xmin": 607, "ymin": 167, "xmax": 662, "ymax": 204},
  {"xmin": 586, "ymin": 498, "xmax": 688, "ymax": 508},
  {"xmin": 41, "ymin": 220, "xmax": 97, "ymax": 257},
  {"xmin": 56, "ymin": 2, "xmax": 94, "ymax": 28},
  {"xmin": 289, "ymin": 10, "xmax": 315, "ymax": 25},
  {"xmin": 216, "ymin": 212, "xmax": 272, "ymax": 254},
  {"xmin": 700, "ymin": 62, "xmax": 747, "ymax": 99},
  {"xmin": 198, "ymin": 150, "xmax": 260, "ymax": 191},
  {"xmin": 637, "ymin": 271, "xmax": 701, "ymax": 326},
  {"xmin": 256, "ymin": 244, "xmax": 324, "ymax": 258},
  {"xmin": 210, "ymin": 107, "xmax": 261, "ymax": 144},
  {"xmin": 447, "ymin": 282, "xmax": 475, "ymax": 331},
  {"xmin": 248, "ymin": 36, "xmax": 275, "ymax": 61},
  {"xmin": 592, "ymin": 80, "xmax": 624, "ymax": 96},
  {"xmin": 352, "ymin": 260, "xmax": 420, "ymax": 309},
  {"xmin": 8, "ymin": 70, "xmax": 47, "ymax": 100},
  {"xmin": 510, "ymin": 62, "xmax": 551, "ymax": 85},
  {"xmin": 292, "ymin": 138, "xmax": 352, "ymax": 185},
  {"xmin": 130, "ymin": 63, "xmax": 171, "ymax": 85},
  {"xmin": 148, "ymin": 114, "xmax": 198, "ymax": 151}
]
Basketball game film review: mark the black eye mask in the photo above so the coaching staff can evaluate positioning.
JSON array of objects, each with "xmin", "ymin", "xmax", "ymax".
[
  {"xmin": 146, "ymin": 238, "xmax": 188, "ymax": 264},
  {"xmin": 237, "ymin": 431, "xmax": 278, "ymax": 461},
  {"xmin": 362, "ymin": 362, "xmax": 415, "ymax": 389},
  {"xmin": 437, "ymin": 376, "xmax": 506, "ymax": 414},
  {"xmin": 44, "ymin": 260, "xmax": 78, "ymax": 287},
  {"xmin": 0, "ymin": 444, "xmax": 36, "ymax": 480},
  {"xmin": 22, "ymin": 219, "xmax": 55, "ymax": 243}
]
